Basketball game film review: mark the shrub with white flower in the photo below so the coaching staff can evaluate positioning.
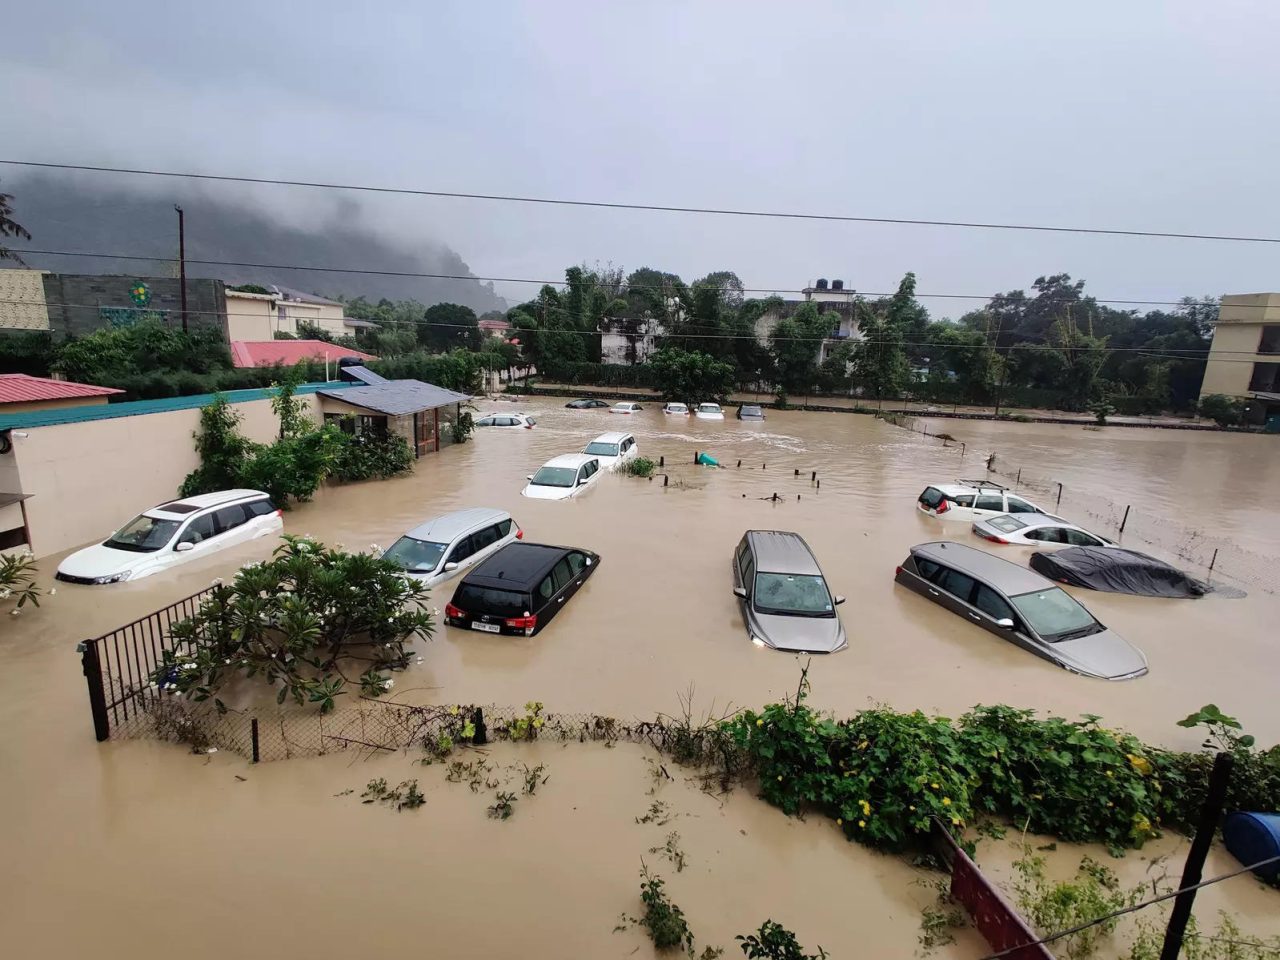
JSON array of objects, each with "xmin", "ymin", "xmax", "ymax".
[
  {"xmin": 0, "ymin": 551, "xmax": 43, "ymax": 614},
  {"xmin": 155, "ymin": 535, "xmax": 434, "ymax": 713}
]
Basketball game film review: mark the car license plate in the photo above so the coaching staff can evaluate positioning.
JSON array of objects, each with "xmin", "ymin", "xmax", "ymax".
[{"xmin": 472, "ymin": 621, "xmax": 501, "ymax": 633}]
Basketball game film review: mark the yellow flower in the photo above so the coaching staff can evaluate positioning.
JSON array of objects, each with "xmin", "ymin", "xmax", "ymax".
[
  {"xmin": 857, "ymin": 740, "xmax": 869, "ymax": 751},
  {"xmin": 909, "ymin": 805, "xmax": 916, "ymax": 811},
  {"xmin": 836, "ymin": 818, "xmax": 843, "ymax": 826},
  {"xmin": 931, "ymin": 782, "xmax": 939, "ymax": 789},
  {"xmin": 942, "ymin": 797, "xmax": 952, "ymax": 806},
  {"xmin": 756, "ymin": 718, "xmax": 764, "ymax": 727},
  {"xmin": 951, "ymin": 816, "xmax": 961, "ymax": 826},
  {"xmin": 1107, "ymin": 801, "xmax": 1114, "ymax": 807},
  {"xmin": 777, "ymin": 775, "xmax": 783, "ymax": 781},
  {"xmin": 532, "ymin": 717, "xmax": 544, "ymax": 729},
  {"xmin": 1106, "ymin": 770, "xmax": 1113, "ymax": 778},
  {"xmin": 860, "ymin": 800, "xmax": 871, "ymax": 817},
  {"xmin": 1031, "ymin": 793, "xmax": 1043, "ymax": 800},
  {"xmin": 1127, "ymin": 753, "xmax": 1153, "ymax": 776},
  {"xmin": 449, "ymin": 705, "xmax": 459, "ymax": 716},
  {"xmin": 858, "ymin": 820, "xmax": 866, "ymax": 828}
]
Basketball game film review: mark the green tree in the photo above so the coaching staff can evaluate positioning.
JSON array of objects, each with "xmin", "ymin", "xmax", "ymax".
[
  {"xmin": 649, "ymin": 347, "xmax": 736, "ymax": 405},
  {"xmin": 54, "ymin": 321, "xmax": 232, "ymax": 385},
  {"xmin": 770, "ymin": 303, "xmax": 829, "ymax": 395},
  {"xmin": 1198, "ymin": 393, "xmax": 1244, "ymax": 427},
  {"xmin": 0, "ymin": 181, "xmax": 32, "ymax": 264},
  {"xmin": 421, "ymin": 302, "xmax": 480, "ymax": 352}
]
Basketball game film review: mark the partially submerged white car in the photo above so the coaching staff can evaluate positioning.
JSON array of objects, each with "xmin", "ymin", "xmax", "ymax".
[
  {"xmin": 611, "ymin": 402, "xmax": 643, "ymax": 415},
  {"xmin": 474, "ymin": 412, "xmax": 537, "ymax": 429},
  {"xmin": 917, "ymin": 480, "xmax": 1048, "ymax": 522},
  {"xmin": 521, "ymin": 453, "xmax": 604, "ymax": 500},
  {"xmin": 382, "ymin": 508, "xmax": 522, "ymax": 587},
  {"xmin": 695, "ymin": 402, "xmax": 725, "ymax": 420},
  {"xmin": 973, "ymin": 513, "xmax": 1113, "ymax": 549},
  {"xmin": 662, "ymin": 402, "xmax": 689, "ymax": 416},
  {"xmin": 581, "ymin": 432, "xmax": 639, "ymax": 471},
  {"xmin": 55, "ymin": 490, "xmax": 283, "ymax": 585}
]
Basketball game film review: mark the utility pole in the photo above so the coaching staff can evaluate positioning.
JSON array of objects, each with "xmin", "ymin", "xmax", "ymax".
[{"xmin": 174, "ymin": 205, "xmax": 188, "ymax": 333}]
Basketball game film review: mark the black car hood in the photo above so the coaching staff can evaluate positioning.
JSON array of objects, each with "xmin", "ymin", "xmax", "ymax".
[{"xmin": 1029, "ymin": 546, "xmax": 1214, "ymax": 599}]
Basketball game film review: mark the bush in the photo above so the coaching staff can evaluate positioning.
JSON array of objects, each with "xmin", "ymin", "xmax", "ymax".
[
  {"xmin": 736, "ymin": 920, "xmax": 828, "ymax": 960},
  {"xmin": 0, "ymin": 552, "xmax": 42, "ymax": 612},
  {"xmin": 329, "ymin": 432, "xmax": 414, "ymax": 483},
  {"xmin": 1198, "ymin": 393, "xmax": 1245, "ymax": 428},
  {"xmin": 0, "ymin": 331, "xmax": 55, "ymax": 376},
  {"xmin": 156, "ymin": 536, "xmax": 434, "ymax": 713},
  {"xmin": 450, "ymin": 411, "xmax": 474, "ymax": 444},
  {"xmin": 621, "ymin": 456, "xmax": 656, "ymax": 478},
  {"xmin": 370, "ymin": 349, "xmax": 484, "ymax": 394}
]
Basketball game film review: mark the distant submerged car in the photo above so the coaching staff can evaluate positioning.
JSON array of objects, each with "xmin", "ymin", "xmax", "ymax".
[
  {"xmin": 737, "ymin": 404, "xmax": 766, "ymax": 421},
  {"xmin": 611, "ymin": 402, "xmax": 643, "ymax": 415},
  {"xmin": 565, "ymin": 398, "xmax": 610, "ymax": 409},
  {"xmin": 662, "ymin": 402, "xmax": 690, "ymax": 416},
  {"xmin": 695, "ymin": 403, "xmax": 725, "ymax": 420}
]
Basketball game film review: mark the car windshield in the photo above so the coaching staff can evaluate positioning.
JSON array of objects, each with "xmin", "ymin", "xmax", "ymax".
[
  {"xmin": 753, "ymin": 573, "xmax": 835, "ymax": 617},
  {"xmin": 1009, "ymin": 587, "xmax": 1099, "ymax": 641},
  {"xmin": 454, "ymin": 585, "xmax": 528, "ymax": 618},
  {"xmin": 583, "ymin": 441, "xmax": 620, "ymax": 456},
  {"xmin": 382, "ymin": 536, "xmax": 449, "ymax": 573},
  {"xmin": 741, "ymin": 406, "xmax": 761, "ymax": 415},
  {"xmin": 105, "ymin": 514, "xmax": 181, "ymax": 553},
  {"xmin": 989, "ymin": 516, "xmax": 1029, "ymax": 533},
  {"xmin": 698, "ymin": 404, "xmax": 720, "ymax": 412},
  {"xmin": 524, "ymin": 417, "xmax": 537, "ymax": 426},
  {"xmin": 531, "ymin": 466, "xmax": 578, "ymax": 488}
]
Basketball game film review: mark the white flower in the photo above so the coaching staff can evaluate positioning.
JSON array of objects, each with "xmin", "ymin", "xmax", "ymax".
[
  {"xmin": 383, "ymin": 678, "xmax": 395, "ymax": 689},
  {"xmin": 207, "ymin": 747, "xmax": 218, "ymax": 754},
  {"xmin": 0, "ymin": 589, "xmax": 11, "ymax": 599},
  {"xmin": 223, "ymin": 659, "xmax": 231, "ymax": 665}
]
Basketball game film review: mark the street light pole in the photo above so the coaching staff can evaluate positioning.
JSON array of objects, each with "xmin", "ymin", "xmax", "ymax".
[{"xmin": 174, "ymin": 205, "xmax": 188, "ymax": 333}]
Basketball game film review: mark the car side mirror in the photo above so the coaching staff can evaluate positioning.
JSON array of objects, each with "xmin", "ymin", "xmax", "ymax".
[
  {"xmin": 526, "ymin": 475, "xmax": 534, "ymax": 481},
  {"xmin": 444, "ymin": 561, "xmax": 458, "ymax": 572},
  {"xmin": 577, "ymin": 478, "xmax": 588, "ymax": 485},
  {"xmin": 175, "ymin": 541, "xmax": 194, "ymax": 553},
  {"xmin": 834, "ymin": 595, "xmax": 846, "ymax": 605},
  {"xmin": 995, "ymin": 617, "xmax": 1015, "ymax": 629},
  {"xmin": 733, "ymin": 587, "xmax": 747, "ymax": 599}
]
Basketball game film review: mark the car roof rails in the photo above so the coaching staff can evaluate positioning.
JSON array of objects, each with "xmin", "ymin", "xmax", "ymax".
[{"xmin": 956, "ymin": 478, "xmax": 1009, "ymax": 491}]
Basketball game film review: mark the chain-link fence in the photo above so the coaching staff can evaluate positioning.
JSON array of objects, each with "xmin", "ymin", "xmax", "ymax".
[{"xmin": 983, "ymin": 457, "xmax": 1276, "ymax": 595}]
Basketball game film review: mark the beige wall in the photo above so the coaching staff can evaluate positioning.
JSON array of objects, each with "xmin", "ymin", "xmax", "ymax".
[
  {"xmin": 0, "ymin": 269, "xmax": 50, "ymax": 330},
  {"xmin": 225, "ymin": 292, "xmax": 295, "ymax": 341},
  {"xmin": 281, "ymin": 301, "xmax": 345, "ymax": 337},
  {"xmin": 10, "ymin": 395, "xmax": 322, "ymax": 559},
  {"xmin": 1199, "ymin": 293, "xmax": 1280, "ymax": 399},
  {"xmin": 0, "ymin": 396, "xmax": 110, "ymax": 416}
]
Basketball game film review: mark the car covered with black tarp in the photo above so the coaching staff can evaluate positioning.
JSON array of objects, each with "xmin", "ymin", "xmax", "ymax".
[{"xmin": 1029, "ymin": 545, "xmax": 1208, "ymax": 598}]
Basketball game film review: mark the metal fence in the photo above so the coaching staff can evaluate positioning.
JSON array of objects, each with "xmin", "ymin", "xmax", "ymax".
[{"xmin": 983, "ymin": 458, "xmax": 1277, "ymax": 595}]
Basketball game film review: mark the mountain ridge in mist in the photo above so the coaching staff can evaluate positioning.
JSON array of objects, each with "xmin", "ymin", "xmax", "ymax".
[{"xmin": 4, "ymin": 176, "xmax": 507, "ymax": 313}]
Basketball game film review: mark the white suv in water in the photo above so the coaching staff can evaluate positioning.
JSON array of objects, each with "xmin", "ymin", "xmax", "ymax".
[{"xmin": 917, "ymin": 480, "xmax": 1048, "ymax": 522}]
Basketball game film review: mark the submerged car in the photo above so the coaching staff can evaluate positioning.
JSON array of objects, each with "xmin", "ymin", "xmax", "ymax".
[
  {"xmin": 474, "ymin": 412, "xmax": 537, "ymax": 429},
  {"xmin": 732, "ymin": 530, "xmax": 847, "ymax": 653},
  {"xmin": 521, "ymin": 453, "xmax": 604, "ymax": 500},
  {"xmin": 972, "ymin": 513, "xmax": 1111, "ymax": 548},
  {"xmin": 917, "ymin": 480, "xmax": 1047, "ymax": 522},
  {"xmin": 1030, "ymin": 546, "xmax": 1210, "ymax": 599},
  {"xmin": 662, "ymin": 402, "xmax": 690, "ymax": 416},
  {"xmin": 695, "ymin": 402, "xmax": 725, "ymax": 420},
  {"xmin": 737, "ymin": 404, "xmax": 766, "ymax": 421},
  {"xmin": 381, "ymin": 508, "xmax": 521, "ymax": 587},
  {"xmin": 445, "ymin": 542, "xmax": 601, "ymax": 636},
  {"xmin": 581, "ymin": 432, "xmax": 639, "ymax": 471},
  {"xmin": 565, "ymin": 398, "xmax": 610, "ymax": 409},
  {"xmin": 55, "ymin": 489, "xmax": 282, "ymax": 585},
  {"xmin": 894, "ymin": 541, "xmax": 1148, "ymax": 680},
  {"xmin": 611, "ymin": 402, "xmax": 643, "ymax": 415}
]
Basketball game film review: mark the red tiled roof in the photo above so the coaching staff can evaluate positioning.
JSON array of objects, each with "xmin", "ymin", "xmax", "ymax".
[
  {"xmin": 230, "ymin": 341, "xmax": 378, "ymax": 368},
  {"xmin": 0, "ymin": 374, "xmax": 124, "ymax": 405}
]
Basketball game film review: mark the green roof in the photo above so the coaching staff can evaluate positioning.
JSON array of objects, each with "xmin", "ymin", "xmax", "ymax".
[{"xmin": 0, "ymin": 381, "xmax": 354, "ymax": 431}]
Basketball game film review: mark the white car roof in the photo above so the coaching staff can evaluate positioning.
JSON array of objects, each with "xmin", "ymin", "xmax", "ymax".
[
  {"xmin": 930, "ymin": 481, "xmax": 1015, "ymax": 496},
  {"xmin": 543, "ymin": 453, "xmax": 598, "ymax": 468},
  {"xmin": 613, "ymin": 401, "xmax": 639, "ymax": 407},
  {"xmin": 403, "ymin": 507, "xmax": 510, "ymax": 542},
  {"xmin": 148, "ymin": 489, "xmax": 268, "ymax": 518},
  {"xmin": 479, "ymin": 411, "xmax": 530, "ymax": 418},
  {"xmin": 979, "ymin": 512, "xmax": 1074, "ymax": 530},
  {"xmin": 698, "ymin": 402, "xmax": 721, "ymax": 408},
  {"xmin": 589, "ymin": 431, "xmax": 631, "ymax": 444}
]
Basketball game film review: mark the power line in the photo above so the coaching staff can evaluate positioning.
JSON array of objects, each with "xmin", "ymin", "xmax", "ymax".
[
  {"xmin": 5, "ymin": 246, "xmax": 1238, "ymax": 310},
  {"xmin": 0, "ymin": 296, "xmax": 1254, "ymax": 358},
  {"xmin": 977, "ymin": 854, "xmax": 1280, "ymax": 960},
  {"xmin": 3, "ymin": 159, "xmax": 1279, "ymax": 244}
]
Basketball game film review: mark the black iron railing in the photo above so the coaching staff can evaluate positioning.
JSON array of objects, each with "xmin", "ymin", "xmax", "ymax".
[{"xmin": 78, "ymin": 587, "xmax": 214, "ymax": 741}]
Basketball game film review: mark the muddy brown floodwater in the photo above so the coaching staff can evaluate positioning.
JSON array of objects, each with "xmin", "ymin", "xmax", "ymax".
[{"xmin": 2, "ymin": 401, "xmax": 1277, "ymax": 958}]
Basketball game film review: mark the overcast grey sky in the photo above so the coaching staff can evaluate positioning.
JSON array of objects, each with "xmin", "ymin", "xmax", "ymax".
[{"xmin": 4, "ymin": 1, "xmax": 1280, "ymax": 314}]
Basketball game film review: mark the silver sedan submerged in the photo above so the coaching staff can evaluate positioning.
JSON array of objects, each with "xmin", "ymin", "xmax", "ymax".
[
  {"xmin": 894, "ymin": 541, "xmax": 1147, "ymax": 680},
  {"xmin": 732, "ymin": 530, "xmax": 847, "ymax": 653}
]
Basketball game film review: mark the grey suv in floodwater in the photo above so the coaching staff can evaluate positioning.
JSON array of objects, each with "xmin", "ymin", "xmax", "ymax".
[
  {"xmin": 732, "ymin": 530, "xmax": 847, "ymax": 653},
  {"xmin": 894, "ymin": 541, "xmax": 1148, "ymax": 680}
]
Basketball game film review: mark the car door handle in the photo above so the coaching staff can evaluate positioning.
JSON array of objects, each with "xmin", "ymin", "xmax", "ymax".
[
  {"xmin": 927, "ymin": 589, "xmax": 939, "ymax": 596},
  {"xmin": 557, "ymin": 596, "xmax": 566, "ymax": 603},
  {"xmin": 968, "ymin": 612, "xmax": 981, "ymax": 621}
]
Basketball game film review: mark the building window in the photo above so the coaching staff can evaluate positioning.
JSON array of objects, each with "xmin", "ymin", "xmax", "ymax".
[
  {"xmin": 358, "ymin": 415, "xmax": 388, "ymax": 437},
  {"xmin": 1248, "ymin": 362, "xmax": 1280, "ymax": 392},
  {"xmin": 1259, "ymin": 325, "xmax": 1280, "ymax": 355}
]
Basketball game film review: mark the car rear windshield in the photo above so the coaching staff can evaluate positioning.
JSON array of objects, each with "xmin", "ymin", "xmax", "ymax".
[
  {"xmin": 382, "ymin": 536, "xmax": 448, "ymax": 573},
  {"xmin": 698, "ymin": 404, "xmax": 720, "ymax": 411},
  {"xmin": 919, "ymin": 487, "xmax": 944, "ymax": 508},
  {"xmin": 753, "ymin": 573, "xmax": 835, "ymax": 617},
  {"xmin": 1009, "ymin": 587, "xmax": 1099, "ymax": 641},
  {"xmin": 531, "ymin": 466, "xmax": 578, "ymax": 488},
  {"xmin": 741, "ymin": 406, "xmax": 761, "ymax": 414},
  {"xmin": 988, "ymin": 516, "xmax": 1029, "ymax": 533},
  {"xmin": 105, "ymin": 515, "xmax": 181, "ymax": 553},
  {"xmin": 454, "ymin": 585, "xmax": 529, "ymax": 618},
  {"xmin": 583, "ymin": 442, "xmax": 619, "ymax": 456}
]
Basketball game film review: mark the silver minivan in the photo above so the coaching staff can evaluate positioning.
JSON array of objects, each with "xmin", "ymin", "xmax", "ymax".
[
  {"xmin": 382, "ymin": 508, "xmax": 521, "ymax": 588},
  {"xmin": 894, "ymin": 541, "xmax": 1148, "ymax": 680},
  {"xmin": 732, "ymin": 530, "xmax": 847, "ymax": 653}
]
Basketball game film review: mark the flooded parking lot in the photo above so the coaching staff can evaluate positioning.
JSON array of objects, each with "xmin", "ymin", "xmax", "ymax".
[{"xmin": 2, "ymin": 400, "xmax": 1277, "ymax": 957}]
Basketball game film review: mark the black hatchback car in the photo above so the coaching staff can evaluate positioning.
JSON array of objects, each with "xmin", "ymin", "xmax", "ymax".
[{"xmin": 445, "ymin": 542, "xmax": 600, "ymax": 636}]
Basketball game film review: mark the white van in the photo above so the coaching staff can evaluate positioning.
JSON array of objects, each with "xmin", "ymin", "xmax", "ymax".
[{"xmin": 382, "ymin": 508, "xmax": 522, "ymax": 587}]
